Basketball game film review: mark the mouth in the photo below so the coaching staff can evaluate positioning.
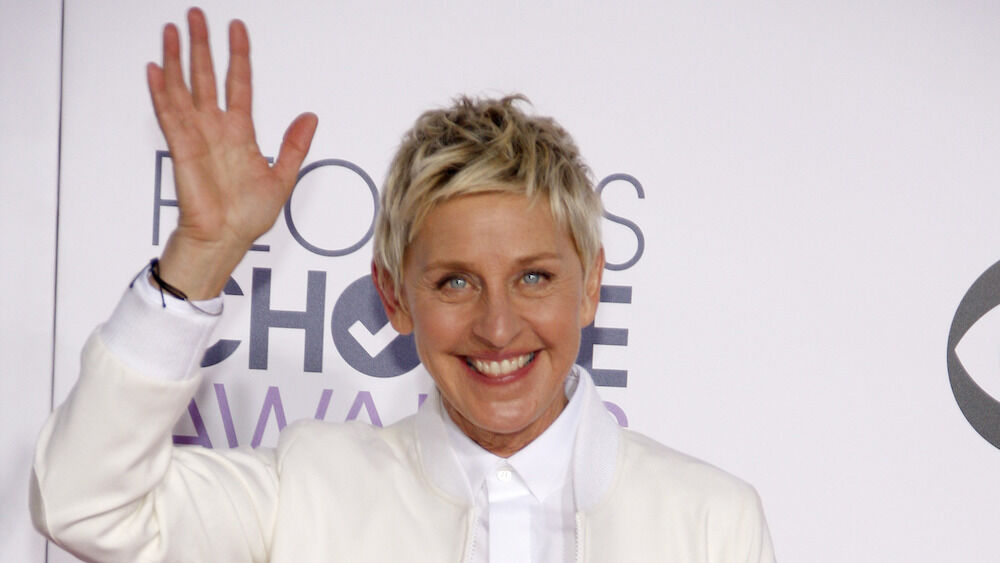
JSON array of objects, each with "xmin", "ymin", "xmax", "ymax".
[{"xmin": 465, "ymin": 351, "xmax": 537, "ymax": 377}]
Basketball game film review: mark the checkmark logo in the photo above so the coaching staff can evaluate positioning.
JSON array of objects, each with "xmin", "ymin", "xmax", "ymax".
[
  {"xmin": 348, "ymin": 319, "xmax": 400, "ymax": 357},
  {"xmin": 331, "ymin": 275, "xmax": 420, "ymax": 378}
]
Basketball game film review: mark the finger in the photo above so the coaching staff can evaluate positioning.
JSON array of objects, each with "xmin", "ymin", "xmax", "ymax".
[
  {"xmin": 225, "ymin": 19, "xmax": 252, "ymax": 114},
  {"xmin": 187, "ymin": 8, "xmax": 218, "ymax": 109},
  {"xmin": 146, "ymin": 62, "xmax": 176, "ymax": 132},
  {"xmin": 148, "ymin": 62, "xmax": 191, "ymax": 157},
  {"xmin": 272, "ymin": 112, "xmax": 319, "ymax": 188},
  {"xmin": 161, "ymin": 22, "xmax": 193, "ymax": 111}
]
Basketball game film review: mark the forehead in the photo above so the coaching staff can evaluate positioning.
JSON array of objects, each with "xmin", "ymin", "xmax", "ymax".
[{"xmin": 405, "ymin": 192, "xmax": 576, "ymax": 270}]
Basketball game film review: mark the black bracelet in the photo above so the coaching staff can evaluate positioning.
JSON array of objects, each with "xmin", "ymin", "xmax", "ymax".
[
  {"xmin": 149, "ymin": 257, "xmax": 189, "ymax": 300},
  {"xmin": 130, "ymin": 258, "xmax": 223, "ymax": 316}
]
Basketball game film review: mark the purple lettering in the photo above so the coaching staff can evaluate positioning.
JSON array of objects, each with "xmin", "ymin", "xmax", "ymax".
[
  {"xmin": 345, "ymin": 391, "xmax": 383, "ymax": 427},
  {"xmin": 172, "ymin": 399, "xmax": 213, "ymax": 448},
  {"xmin": 314, "ymin": 389, "xmax": 334, "ymax": 420},
  {"xmin": 251, "ymin": 386, "xmax": 288, "ymax": 447},
  {"xmin": 214, "ymin": 383, "xmax": 239, "ymax": 448},
  {"xmin": 603, "ymin": 401, "xmax": 629, "ymax": 427}
]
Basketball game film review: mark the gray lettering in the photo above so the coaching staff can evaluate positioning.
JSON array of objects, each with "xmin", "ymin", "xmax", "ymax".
[{"xmin": 250, "ymin": 268, "xmax": 326, "ymax": 372}]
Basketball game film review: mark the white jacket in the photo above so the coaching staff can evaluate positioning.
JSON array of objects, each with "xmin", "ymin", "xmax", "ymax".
[{"xmin": 31, "ymin": 332, "xmax": 775, "ymax": 562}]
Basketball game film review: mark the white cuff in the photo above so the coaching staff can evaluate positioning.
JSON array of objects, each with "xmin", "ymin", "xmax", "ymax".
[{"xmin": 99, "ymin": 267, "xmax": 223, "ymax": 381}]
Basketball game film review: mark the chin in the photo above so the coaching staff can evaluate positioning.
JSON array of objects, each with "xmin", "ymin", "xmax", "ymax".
[
  {"xmin": 474, "ymin": 396, "xmax": 558, "ymax": 434},
  {"xmin": 474, "ymin": 413, "xmax": 536, "ymax": 436}
]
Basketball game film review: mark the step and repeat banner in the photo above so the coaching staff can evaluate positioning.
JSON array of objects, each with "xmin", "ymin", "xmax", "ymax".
[{"xmin": 18, "ymin": 0, "xmax": 1000, "ymax": 561}]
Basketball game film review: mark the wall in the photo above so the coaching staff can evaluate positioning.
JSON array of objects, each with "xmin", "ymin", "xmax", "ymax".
[
  {"xmin": 0, "ymin": 0, "xmax": 60, "ymax": 561},
  {"xmin": 6, "ymin": 1, "xmax": 1000, "ymax": 561}
]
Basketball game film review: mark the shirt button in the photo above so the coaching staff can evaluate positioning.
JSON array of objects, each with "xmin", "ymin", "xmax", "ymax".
[{"xmin": 497, "ymin": 468, "xmax": 513, "ymax": 482}]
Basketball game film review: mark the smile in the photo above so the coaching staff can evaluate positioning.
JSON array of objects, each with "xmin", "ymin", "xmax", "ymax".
[{"xmin": 466, "ymin": 352, "xmax": 536, "ymax": 376}]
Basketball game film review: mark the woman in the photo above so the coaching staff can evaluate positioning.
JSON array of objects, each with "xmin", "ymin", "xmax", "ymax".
[{"xmin": 31, "ymin": 9, "xmax": 774, "ymax": 562}]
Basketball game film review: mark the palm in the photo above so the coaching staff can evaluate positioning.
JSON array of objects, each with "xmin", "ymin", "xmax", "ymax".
[
  {"xmin": 167, "ymin": 110, "xmax": 278, "ymax": 245},
  {"xmin": 147, "ymin": 9, "xmax": 316, "ymax": 297}
]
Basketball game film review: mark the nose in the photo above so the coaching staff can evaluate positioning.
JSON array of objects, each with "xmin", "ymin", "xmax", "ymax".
[{"xmin": 471, "ymin": 288, "xmax": 522, "ymax": 348}]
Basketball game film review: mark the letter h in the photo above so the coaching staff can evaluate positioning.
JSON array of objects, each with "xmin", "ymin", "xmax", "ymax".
[{"xmin": 250, "ymin": 268, "xmax": 326, "ymax": 372}]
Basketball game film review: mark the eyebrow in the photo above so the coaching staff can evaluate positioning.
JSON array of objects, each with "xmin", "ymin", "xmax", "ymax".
[{"xmin": 422, "ymin": 252, "xmax": 563, "ymax": 272}]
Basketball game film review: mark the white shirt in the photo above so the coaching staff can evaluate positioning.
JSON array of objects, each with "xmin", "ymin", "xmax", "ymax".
[
  {"xmin": 104, "ymin": 269, "xmax": 585, "ymax": 562},
  {"xmin": 442, "ymin": 371, "xmax": 583, "ymax": 563}
]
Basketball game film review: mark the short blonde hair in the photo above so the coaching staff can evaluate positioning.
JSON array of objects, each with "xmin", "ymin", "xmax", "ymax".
[{"xmin": 374, "ymin": 95, "xmax": 602, "ymax": 289}]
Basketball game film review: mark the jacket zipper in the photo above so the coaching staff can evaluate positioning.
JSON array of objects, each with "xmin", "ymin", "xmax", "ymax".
[
  {"xmin": 464, "ymin": 509, "xmax": 477, "ymax": 563},
  {"xmin": 575, "ymin": 513, "xmax": 583, "ymax": 563}
]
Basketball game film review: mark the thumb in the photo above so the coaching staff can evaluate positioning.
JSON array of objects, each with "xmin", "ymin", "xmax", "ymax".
[{"xmin": 272, "ymin": 112, "xmax": 318, "ymax": 188}]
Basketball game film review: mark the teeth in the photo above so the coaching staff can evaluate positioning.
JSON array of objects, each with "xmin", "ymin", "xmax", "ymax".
[{"xmin": 470, "ymin": 352, "xmax": 535, "ymax": 376}]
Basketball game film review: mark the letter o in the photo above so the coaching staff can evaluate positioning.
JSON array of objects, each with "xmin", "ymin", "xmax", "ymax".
[{"xmin": 284, "ymin": 159, "xmax": 379, "ymax": 256}]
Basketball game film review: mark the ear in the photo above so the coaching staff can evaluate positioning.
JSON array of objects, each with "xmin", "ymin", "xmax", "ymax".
[
  {"xmin": 372, "ymin": 261, "xmax": 414, "ymax": 335},
  {"xmin": 579, "ymin": 247, "xmax": 604, "ymax": 327}
]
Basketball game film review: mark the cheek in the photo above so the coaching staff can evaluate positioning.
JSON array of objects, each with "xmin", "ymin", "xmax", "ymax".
[
  {"xmin": 526, "ymin": 293, "xmax": 586, "ymax": 342},
  {"xmin": 411, "ymin": 302, "xmax": 471, "ymax": 351}
]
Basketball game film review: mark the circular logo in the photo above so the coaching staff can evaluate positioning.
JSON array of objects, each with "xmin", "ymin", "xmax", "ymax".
[
  {"xmin": 947, "ymin": 259, "xmax": 1000, "ymax": 449},
  {"xmin": 331, "ymin": 275, "xmax": 420, "ymax": 378},
  {"xmin": 284, "ymin": 159, "xmax": 378, "ymax": 257}
]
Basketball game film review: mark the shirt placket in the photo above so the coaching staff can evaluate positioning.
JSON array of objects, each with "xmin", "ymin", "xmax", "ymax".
[{"xmin": 486, "ymin": 464, "xmax": 532, "ymax": 563}]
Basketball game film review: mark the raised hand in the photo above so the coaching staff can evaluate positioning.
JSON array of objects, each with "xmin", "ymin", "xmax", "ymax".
[{"xmin": 147, "ymin": 8, "xmax": 317, "ymax": 299}]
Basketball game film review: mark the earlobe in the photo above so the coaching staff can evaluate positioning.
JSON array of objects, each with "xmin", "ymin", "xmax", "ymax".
[
  {"xmin": 371, "ymin": 261, "xmax": 414, "ymax": 335},
  {"xmin": 579, "ymin": 248, "xmax": 605, "ymax": 327}
]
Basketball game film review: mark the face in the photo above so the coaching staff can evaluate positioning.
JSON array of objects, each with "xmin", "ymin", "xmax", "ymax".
[{"xmin": 374, "ymin": 192, "xmax": 602, "ymax": 455}]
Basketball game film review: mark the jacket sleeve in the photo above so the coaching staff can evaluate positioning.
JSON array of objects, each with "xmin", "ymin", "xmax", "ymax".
[
  {"xmin": 737, "ymin": 485, "xmax": 776, "ymax": 563},
  {"xmin": 30, "ymin": 331, "xmax": 280, "ymax": 563}
]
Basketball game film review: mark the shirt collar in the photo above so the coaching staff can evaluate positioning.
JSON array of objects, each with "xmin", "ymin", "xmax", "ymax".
[
  {"xmin": 414, "ymin": 366, "xmax": 620, "ymax": 510},
  {"xmin": 442, "ymin": 369, "xmax": 584, "ymax": 503}
]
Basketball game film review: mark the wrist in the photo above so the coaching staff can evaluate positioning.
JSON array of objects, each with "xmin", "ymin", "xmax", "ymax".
[{"xmin": 157, "ymin": 232, "xmax": 249, "ymax": 300}]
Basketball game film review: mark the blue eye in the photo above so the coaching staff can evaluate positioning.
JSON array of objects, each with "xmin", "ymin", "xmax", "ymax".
[
  {"xmin": 445, "ymin": 277, "xmax": 468, "ymax": 289},
  {"xmin": 523, "ymin": 272, "xmax": 542, "ymax": 284}
]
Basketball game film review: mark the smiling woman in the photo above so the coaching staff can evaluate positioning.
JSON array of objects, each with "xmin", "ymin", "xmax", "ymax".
[
  {"xmin": 30, "ymin": 7, "xmax": 774, "ymax": 563},
  {"xmin": 378, "ymin": 192, "xmax": 603, "ymax": 456}
]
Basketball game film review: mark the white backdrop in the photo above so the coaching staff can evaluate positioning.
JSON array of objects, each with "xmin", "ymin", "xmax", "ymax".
[
  {"xmin": 0, "ymin": 0, "xmax": 60, "ymax": 561},
  {"xmin": 7, "ymin": 0, "xmax": 1000, "ymax": 561}
]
